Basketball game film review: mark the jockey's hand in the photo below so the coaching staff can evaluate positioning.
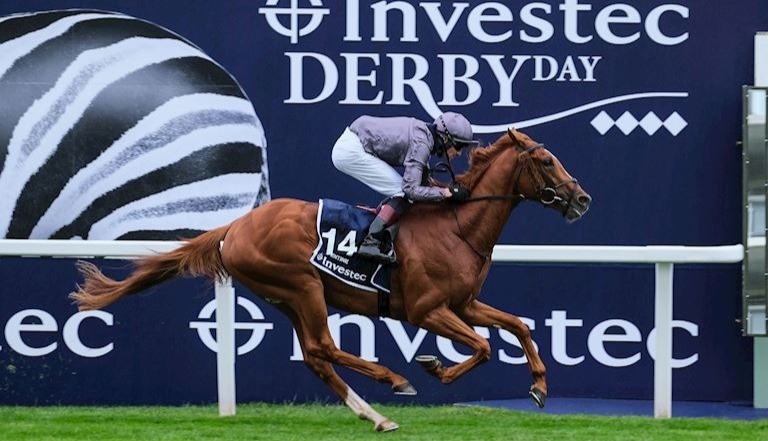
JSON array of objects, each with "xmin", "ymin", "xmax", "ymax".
[{"xmin": 448, "ymin": 184, "xmax": 470, "ymax": 202}]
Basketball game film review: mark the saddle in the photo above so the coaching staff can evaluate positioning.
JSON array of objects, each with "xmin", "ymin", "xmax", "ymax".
[{"xmin": 310, "ymin": 199, "xmax": 393, "ymax": 294}]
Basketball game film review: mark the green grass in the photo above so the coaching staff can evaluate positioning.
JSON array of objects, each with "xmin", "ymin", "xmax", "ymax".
[{"xmin": 0, "ymin": 403, "xmax": 766, "ymax": 441}]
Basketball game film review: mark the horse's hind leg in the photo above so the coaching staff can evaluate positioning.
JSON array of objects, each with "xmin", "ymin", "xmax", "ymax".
[
  {"xmin": 290, "ymin": 290, "xmax": 416, "ymax": 395},
  {"xmin": 302, "ymin": 322, "xmax": 415, "ymax": 395},
  {"xmin": 273, "ymin": 303, "xmax": 399, "ymax": 432},
  {"xmin": 459, "ymin": 300, "xmax": 547, "ymax": 408}
]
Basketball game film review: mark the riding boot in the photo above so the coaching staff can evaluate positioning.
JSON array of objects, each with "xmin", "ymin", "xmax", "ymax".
[{"xmin": 357, "ymin": 197, "xmax": 408, "ymax": 264}]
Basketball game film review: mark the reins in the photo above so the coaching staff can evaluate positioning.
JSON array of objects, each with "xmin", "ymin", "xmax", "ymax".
[
  {"xmin": 447, "ymin": 143, "xmax": 578, "ymax": 209},
  {"xmin": 451, "ymin": 204, "xmax": 490, "ymax": 261},
  {"xmin": 443, "ymin": 138, "xmax": 578, "ymax": 261}
]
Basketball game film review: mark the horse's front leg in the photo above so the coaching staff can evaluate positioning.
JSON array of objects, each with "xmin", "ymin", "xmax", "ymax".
[
  {"xmin": 458, "ymin": 300, "xmax": 547, "ymax": 408},
  {"xmin": 412, "ymin": 306, "xmax": 492, "ymax": 384}
]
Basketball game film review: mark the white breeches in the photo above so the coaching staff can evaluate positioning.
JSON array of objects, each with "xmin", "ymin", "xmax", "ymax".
[{"xmin": 331, "ymin": 128, "xmax": 405, "ymax": 197}]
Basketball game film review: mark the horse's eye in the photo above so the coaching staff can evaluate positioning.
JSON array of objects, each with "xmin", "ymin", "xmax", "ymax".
[{"xmin": 542, "ymin": 158, "xmax": 554, "ymax": 167}]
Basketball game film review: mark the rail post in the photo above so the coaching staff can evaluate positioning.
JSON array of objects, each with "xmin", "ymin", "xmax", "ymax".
[
  {"xmin": 654, "ymin": 262, "xmax": 674, "ymax": 418},
  {"xmin": 215, "ymin": 275, "xmax": 236, "ymax": 416}
]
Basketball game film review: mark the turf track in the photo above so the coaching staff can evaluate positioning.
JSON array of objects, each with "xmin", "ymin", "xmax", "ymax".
[{"xmin": 0, "ymin": 403, "xmax": 766, "ymax": 440}]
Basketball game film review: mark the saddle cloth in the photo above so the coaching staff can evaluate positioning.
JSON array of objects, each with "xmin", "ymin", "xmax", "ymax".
[{"xmin": 310, "ymin": 199, "xmax": 392, "ymax": 293}]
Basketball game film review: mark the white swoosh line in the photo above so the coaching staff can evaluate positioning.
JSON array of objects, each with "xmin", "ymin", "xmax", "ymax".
[
  {"xmin": 31, "ymin": 123, "xmax": 264, "ymax": 238},
  {"xmin": 0, "ymin": 37, "xmax": 212, "ymax": 236},
  {"xmin": 480, "ymin": 92, "xmax": 689, "ymax": 132},
  {"xmin": 424, "ymin": 92, "xmax": 689, "ymax": 134},
  {"xmin": 87, "ymin": 174, "xmax": 257, "ymax": 239},
  {"xmin": 0, "ymin": 12, "xmax": 131, "ymax": 80}
]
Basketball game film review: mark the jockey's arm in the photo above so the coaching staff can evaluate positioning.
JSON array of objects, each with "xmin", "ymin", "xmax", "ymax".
[{"xmin": 402, "ymin": 145, "xmax": 449, "ymax": 201}]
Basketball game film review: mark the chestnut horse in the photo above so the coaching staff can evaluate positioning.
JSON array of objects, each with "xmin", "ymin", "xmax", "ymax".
[{"xmin": 71, "ymin": 129, "xmax": 591, "ymax": 431}]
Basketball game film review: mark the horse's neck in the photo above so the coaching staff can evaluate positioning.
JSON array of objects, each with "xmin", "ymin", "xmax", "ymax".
[
  {"xmin": 457, "ymin": 198, "xmax": 519, "ymax": 255},
  {"xmin": 457, "ymin": 150, "xmax": 521, "ymax": 254}
]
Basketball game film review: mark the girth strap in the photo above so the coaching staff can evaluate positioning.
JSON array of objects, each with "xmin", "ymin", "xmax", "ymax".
[{"xmin": 378, "ymin": 290, "xmax": 390, "ymax": 318}]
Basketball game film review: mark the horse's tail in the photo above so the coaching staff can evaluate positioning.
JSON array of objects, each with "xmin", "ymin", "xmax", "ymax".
[{"xmin": 69, "ymin": 225, "xmax": 231, "ymax": 311}]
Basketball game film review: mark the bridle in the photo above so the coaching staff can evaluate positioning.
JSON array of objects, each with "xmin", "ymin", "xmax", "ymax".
[
  {"xmin": 441, "ymin": 139, "xmax": 582, "ymax": 262},
  {"xmin": 507, "ymin": 143, "xmax": 579, "ymax": 216},
  {"xmin": 446, "ymin": 142, "xmax": 580, "ymax": 217}
]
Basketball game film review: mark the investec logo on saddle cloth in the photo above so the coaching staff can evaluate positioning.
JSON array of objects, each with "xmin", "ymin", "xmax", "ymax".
[
  {"xmin": 311, "ymin": 199, "xmax": 392, "ymax": 292},
  {"xmin": 257, "ymin": 0, "xmax": 690, "ymax": 136}
]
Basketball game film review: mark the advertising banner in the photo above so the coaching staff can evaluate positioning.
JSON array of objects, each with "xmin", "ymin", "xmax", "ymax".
[{"xmin": 0, "ymin": 0, "xmax": 764, "ymax": 404}]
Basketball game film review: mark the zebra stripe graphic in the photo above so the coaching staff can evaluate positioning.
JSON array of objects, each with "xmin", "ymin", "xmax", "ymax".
[
  {"xmin": 0, "ymin": 12, "xmax": 133, "ymax": 80},
  {"xmin": 31, "ymin": 93, "xmax": 264, "ymax": 238},
  {"xmin": 0, "ymin": 10, "xmax": 269, "ymax": 239},
  {"xmin": 88, "ymin": 174, "xmax": 258, "ymax": 240}
]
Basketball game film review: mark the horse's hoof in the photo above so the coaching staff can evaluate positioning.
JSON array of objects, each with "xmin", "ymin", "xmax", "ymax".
[
  {"xmin": 393, "ymin": 381, "xmax": 417, "ymax": 396},
  {"xmin": 376, "ymin": 419, "xmax": 400, "ymax": 432},
  {"xmin": 529, "ymin": 386, "xmax": 546, "ymax": 409},
  {"xmin": 414, "ymin": 355, "xmax": 442, "ymax": 371}
]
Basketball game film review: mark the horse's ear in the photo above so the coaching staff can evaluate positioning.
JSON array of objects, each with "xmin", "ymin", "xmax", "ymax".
[{"xmin": 507, "ymin": 128, "xmax": 523, "ymax": 148}]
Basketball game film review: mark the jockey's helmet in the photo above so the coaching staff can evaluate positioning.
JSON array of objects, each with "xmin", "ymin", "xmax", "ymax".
[{"xmin": 433, "ymin": 112, "xmax": 479, "ymax": 149}]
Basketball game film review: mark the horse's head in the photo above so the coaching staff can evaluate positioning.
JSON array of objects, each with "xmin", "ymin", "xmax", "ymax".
[{"xmin": 505, "ymin": 129, "xmax": 591, "ymax": 221}]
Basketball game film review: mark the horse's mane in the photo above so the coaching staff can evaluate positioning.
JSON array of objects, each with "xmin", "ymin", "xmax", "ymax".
[{"xmin": 455, "ymin": 133, "xmax": 514, "ymax": 189}]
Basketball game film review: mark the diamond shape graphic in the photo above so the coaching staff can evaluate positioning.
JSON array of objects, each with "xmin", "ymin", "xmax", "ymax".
[
  {"xmin": 639, "ymin": 112, "xmax": 663, "ymax": 135},
  {"xmin": 663, "ymin": 112, "xmax": 687, "ymax": 136},
  {"xmin": 615, "ymin": 111, "xmax": 639, "ymax": 135},
  {"xmin": 591, "ymin": 111, "xmax": 614, "ymax": 135}
]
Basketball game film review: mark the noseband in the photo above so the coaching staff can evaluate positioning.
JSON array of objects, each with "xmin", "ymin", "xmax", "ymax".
[{"xmin": 513, "ymin": 144, "xmax": 578, "ymax": 215}]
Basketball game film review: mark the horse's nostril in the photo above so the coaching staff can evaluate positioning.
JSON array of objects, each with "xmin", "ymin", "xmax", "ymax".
[{"xmin": 578, "ymin": 195, "xmax": 591, "ymax": 206}]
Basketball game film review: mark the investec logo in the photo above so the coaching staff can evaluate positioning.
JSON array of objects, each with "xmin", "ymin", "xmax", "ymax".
[
  {"xmin": 0, "ymin": 306, "xmax": 699, "ymax": 368},
  {"xmin": 257, "ymin": 0, "xmax": 690, "ymax": 136},
  {"xmin": 190, "ymin": 297, "xmax": 274, "ymax": 355}
]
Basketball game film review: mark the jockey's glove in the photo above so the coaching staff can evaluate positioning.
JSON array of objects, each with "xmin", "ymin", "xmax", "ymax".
[{"xmin": 449, "ymin": 184, "xmax": 470, "ymax": 202}]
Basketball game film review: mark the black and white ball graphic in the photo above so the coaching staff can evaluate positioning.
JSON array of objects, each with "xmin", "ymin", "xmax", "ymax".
[{"xmin": 0, "ymin": 9, "xmax": 270, "ymax": 240}]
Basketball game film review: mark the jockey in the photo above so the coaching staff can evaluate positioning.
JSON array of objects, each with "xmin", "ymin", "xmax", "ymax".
[{"xmin": 331, "ymin": 112, "xmax": 479, "ymax": 264}]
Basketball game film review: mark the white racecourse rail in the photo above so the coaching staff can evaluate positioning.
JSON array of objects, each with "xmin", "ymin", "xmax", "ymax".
[{"xmin": 0, "ymin": 240, "xmax": 744, "ymax": 418}]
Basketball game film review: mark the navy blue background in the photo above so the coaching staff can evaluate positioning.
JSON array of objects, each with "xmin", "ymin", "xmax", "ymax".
[{"xmin": 0, "ymin": 1, "xmax": 764, "ymax": 405}]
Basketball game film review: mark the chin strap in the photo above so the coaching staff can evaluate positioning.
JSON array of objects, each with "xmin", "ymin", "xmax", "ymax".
[{"xmin": 427, "ymin": 123, "xmax": 463, "ymax": 188}]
